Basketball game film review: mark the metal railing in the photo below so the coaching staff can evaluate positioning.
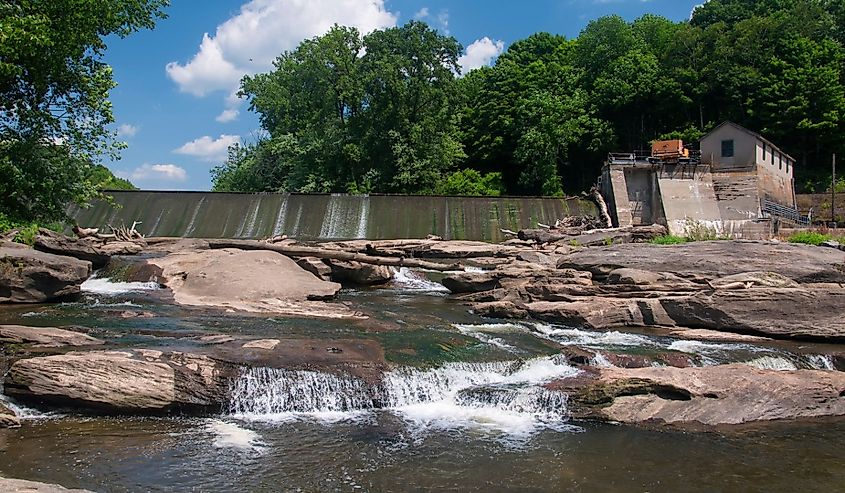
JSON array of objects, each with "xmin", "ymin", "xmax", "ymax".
[{"xmin": 761, "ymin": 198, "xmax": 810, "ymax": 226}]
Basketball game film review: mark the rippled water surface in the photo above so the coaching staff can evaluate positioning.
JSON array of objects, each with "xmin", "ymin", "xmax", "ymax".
[{"xmin": 1, "ymin": 269, "xmax": 843, "ymax": 492}]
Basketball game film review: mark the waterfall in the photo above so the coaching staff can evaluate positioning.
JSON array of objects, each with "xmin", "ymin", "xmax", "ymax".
[
  {"xmin": 227, "ymin": 356, "xmax": 578, "ymax": 434},
  {"xmin": 229, "ymin": 368, "xmax": 378, "ymax": 415},
  {"xmin": 319, "ymin": 194, "xmax": 345, "ymax": 239},
  {"xmin": 271, "ymin": 195, "xmax": 289, "ymax": 236},
  {"xmin": 238, "ymin": 195, "xmax": 263, "ymax": 238},
  {"xmin": 355, "ymin": 195, "xmax": 370, "ymax": 239},
  {"xmin": 184, "ymin": 196, "xmax": 206, "ymax": 236},
  {"xmin": 806, "ymin": 354, "xmax": 836, "ymax": 370}
]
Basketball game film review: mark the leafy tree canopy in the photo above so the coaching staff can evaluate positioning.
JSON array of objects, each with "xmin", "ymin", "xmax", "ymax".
[{"xmin": 0, "ymin": 0, "xmax": 167, "ymax": 222}]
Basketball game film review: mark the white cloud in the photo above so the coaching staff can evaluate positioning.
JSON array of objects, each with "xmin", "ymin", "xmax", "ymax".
[
  {"xmin": 130, "ymin": 164, "xmax": 187, "ymax": 182},
  {"xmin": 215, "ymin": 108, "xmax": 240, "ymax": 123},
  {"xmin": 117, "ymin": 123, "xmax": 139, "ymax": 138},
  {"xmin": 174, "ymin": 134, "xmax": 240, "ymax": 162},
  {"xmin": 165, "ymin": 0, "xmax": 398, "ymax": 99},
  {"xmin": 436, "ymin": 10, "xmax": 449, "ymax": 33},
  {"xmin": 458, "ymin": 37, "xmax": 505, "ymax": 74},
  {"xmin": 414, "ymin": 7, "xmax": 429, "ymax": 19}
]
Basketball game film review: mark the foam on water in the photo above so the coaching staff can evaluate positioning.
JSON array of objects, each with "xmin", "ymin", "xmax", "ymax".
[
  {"xmin": 453, "ymin": 324, "xmax": 526, "ymax": 353},
  {"xmin": 392, "ymin": 268, "xmax": 449, "ymax": 293},
  {"xmin": 806, "ymin": 354, "xmax": 836, "ymax": 370},
  {"xmin": 744, "ymin": 356, "xmax": 799, "ymax": 371},
  {"xmin": 206, "ymin": 419, "xmax": 263, "ymax": 450},
  {"xmin": 228, "ymin": 356, "xmax": 578, "ymax": 437},
  {"xmin": 532, "ymin": 324, "xmax": 656, "ymax": 348},
  {"xmin": 81, "ymin": 276, "xmax": 160, "ymax": 296}
]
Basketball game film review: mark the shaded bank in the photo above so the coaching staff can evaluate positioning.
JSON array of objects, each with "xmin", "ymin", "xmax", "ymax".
[{"xmin": 68, "ymin": 192, "xmax": 597, "ymax": 241}]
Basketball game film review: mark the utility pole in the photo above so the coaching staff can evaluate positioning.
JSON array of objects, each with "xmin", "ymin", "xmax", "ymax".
[{"xmin": 833, "ymin": 153, "xmax": 837, "ymax": 226}]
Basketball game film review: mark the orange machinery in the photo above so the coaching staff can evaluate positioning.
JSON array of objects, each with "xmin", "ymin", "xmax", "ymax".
[{"xmin": 651, "ymin": 139, "xmax": 690, "ymax": 161}]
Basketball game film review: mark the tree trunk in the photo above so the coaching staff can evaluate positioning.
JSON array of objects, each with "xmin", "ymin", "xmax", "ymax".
[{"xmin": 206, "ymin": 239, "xmax": 463, "ymax": 272}]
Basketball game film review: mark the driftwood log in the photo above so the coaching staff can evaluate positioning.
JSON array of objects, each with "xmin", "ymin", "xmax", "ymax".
[{"xmin": 206, "ymin": 239, "xmax": 463, "ymax": 272}]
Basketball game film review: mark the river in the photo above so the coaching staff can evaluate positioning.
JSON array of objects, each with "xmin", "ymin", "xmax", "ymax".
[{"xmin": 1, "ymin": 268, "xmax": 843, "ymax": 492}]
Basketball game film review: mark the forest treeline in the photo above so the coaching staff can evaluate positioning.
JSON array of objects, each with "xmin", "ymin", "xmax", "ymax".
[{"xmin": 212, "ymin": 0, "xmax": 845, "ymax": 197}]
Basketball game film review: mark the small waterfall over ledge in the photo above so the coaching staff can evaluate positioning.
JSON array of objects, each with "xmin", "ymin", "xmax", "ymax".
[{"xmin": 227, "ymin": 356, "xmax": 578, "ymax": 434}]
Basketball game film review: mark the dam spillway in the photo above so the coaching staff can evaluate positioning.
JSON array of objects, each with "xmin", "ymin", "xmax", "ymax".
[{"xmin": 69, "ymin": 191, "xmax": 597, "ymax": 241}]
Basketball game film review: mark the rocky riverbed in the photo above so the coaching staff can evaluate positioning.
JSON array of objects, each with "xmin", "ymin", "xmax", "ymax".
[{"xmin": 1, "ymin": 228, "xmax": 844, "ymax": 491}]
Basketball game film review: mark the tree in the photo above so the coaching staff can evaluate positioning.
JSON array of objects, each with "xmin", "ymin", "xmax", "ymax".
[{"xmin": 0, "ymin": 0, "xmax": 168, "ymax": 222}]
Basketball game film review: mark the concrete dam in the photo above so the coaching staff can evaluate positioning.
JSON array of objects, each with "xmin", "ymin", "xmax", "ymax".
[{"xmin": 69, "ymin": 191, "xmax": 597, "ymax": 242}]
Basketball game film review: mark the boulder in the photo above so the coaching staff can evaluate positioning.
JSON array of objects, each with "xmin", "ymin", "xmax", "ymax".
[
  {"xmin": 0, "ymin": 477, "xmax": 93, "ymax": 492},
  {"xmin": 441, "ymin": 271, "xmax": 499, "ymax": 294},
  {"xmin": 559, "ymin": 241, "xmax": 845, "ymax": 283},
  {"xmin": 0, "ymin": 247, "xmax": 91, "ymax": 303},
  {"xmin": 146, "ymin": 249, "xmax": 359, "ymax": 318},
  {"xmin": 660, "ymin": 286, "xmax": 845, "ymax": 341},
  {"xmin": 4, "ymin": 349, "xmax": 233, "ymax": 412},
  {"xmin": 471, "ymin": 301, "xmax": 528, "ymax": 319},
  {"xmin": 0, "ymin": 401, "xmax": 19, "ymax": 428},
  {"xmin": 296, "ymin": 257, "xmax": 332, "ymax": 281},
  {"xmin": 33, "ymin": 229, "xmax": 110, "ymax": 268},
  {"xmin": 552, "ymin": 364, "xmax": 845, "ymax": 427},
  {"xmin": 526, "ymin": 298, "xmax": 675, "ymax": 330},
  {"xmin": 0, "ymin": 325, "xmax": 104, "ymax": 348},
  {"xmin": 327, "ymin": 259, "xmax": 393, "ymax": 285}
]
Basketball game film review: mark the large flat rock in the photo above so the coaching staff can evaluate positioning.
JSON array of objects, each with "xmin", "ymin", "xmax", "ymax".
[
  {"xmin": 0, "ymin": 247, "xmax": 91, "ymax": 303},
  {"xmin": 146, "ymin": 249, "xmax": 359, "ymax": 318},
  {"xmin": 4, "ymin": 350, "xmax": 232, "ymax": 412},
  {"xmin": 0, "ymin": 325, "xmax": 104, "ymax": 348},
  {"xmin": 559, "ymin": 241, "xmax": 845, "ymax": 283},
  {"xmin": 552, "ymin": 364, "xmax": 845, "ymax": 427},
  {"xmin": 0, "ymin": 477, "xmax": 93, "ymax": 493}
]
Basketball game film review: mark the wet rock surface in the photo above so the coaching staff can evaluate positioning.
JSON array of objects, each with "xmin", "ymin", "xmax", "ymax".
[
  {"xmin": 145, "ymin": 248, "xmax": 363, "ymax": 318},
  {"xmin": 0, "ymin": 325, "xmax": 104, "ymax": 348},
  {"xmin": 0, "ymin": 477, "xmax": 94, "ymax": 492},
  {"xmin": 549, "ymin": 364, "xmax": 845, "ymax": 427},
  {"xmin": 0, "ymin": 402, "xmax": 18, "ymax": 428},
  {"xmin": 0, "ymin": 247, "xmax": 91, "ymax": 303},
  {"xmin": 445, "ymin": 240, "xmax": 845, "ymax": 342},
  {"xmin": 4, "ymin": 349, "xmax": 233, "ymax": 413}
]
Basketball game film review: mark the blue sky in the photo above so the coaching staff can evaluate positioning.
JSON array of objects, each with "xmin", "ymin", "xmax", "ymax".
[{"xmin": 104, "ymin": 0, "xmax": 703, "ymax": 190}]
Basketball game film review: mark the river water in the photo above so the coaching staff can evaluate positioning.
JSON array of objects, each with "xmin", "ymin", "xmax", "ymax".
[{"xmin": 1, "ymin": 268, "xmax": 843, "ymax": 492}]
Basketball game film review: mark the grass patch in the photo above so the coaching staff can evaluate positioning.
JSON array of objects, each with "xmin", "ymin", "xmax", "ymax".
[
  {"xmin": 787, "ymin": 231, "xmax": 834, "ymax": 246},
  {"xmin": 0, "ymin": 212, "xmax": 66, "ymax": 246},
  {"xmin": 651, "ymin": 235, "xmax": 687, "ymax": 245}
]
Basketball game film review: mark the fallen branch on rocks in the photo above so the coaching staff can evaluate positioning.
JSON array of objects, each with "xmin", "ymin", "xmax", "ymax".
[{"xmin": 207, "ymin": 239, "xmax": 463, "ymax": 272}]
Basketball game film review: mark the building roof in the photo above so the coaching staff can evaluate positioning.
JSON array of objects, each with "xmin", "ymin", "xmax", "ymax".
[{"xmin": 701, "ymin": 121, "xmax": 796, "ymax": 162}]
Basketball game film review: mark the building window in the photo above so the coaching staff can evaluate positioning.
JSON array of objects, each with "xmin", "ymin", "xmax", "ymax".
[
  {"xmin": 721, "ymin": 139, "xmax": 734, "ymax": 158},
  {"xmin": 779, "ymin": 154, "xmax": 783, "ymax": 170},
  {"xmin": 762, "ymin": 143, "xmax": 766, "ymax": 160}
]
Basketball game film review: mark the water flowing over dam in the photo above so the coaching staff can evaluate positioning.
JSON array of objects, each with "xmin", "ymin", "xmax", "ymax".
[{"xmin": 68, "ymin": 191, "xmax": 597, "ymax": 241}]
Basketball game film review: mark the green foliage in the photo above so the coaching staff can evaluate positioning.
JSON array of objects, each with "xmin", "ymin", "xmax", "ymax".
[
  {"xmin": 87, "ymin": 164, "xmax": 136, "ymax": 190},
  {"xmin": 224, "ymin": 3, "xmax": 845, "ymax": 197},
  {"xmin": 0, "ymin": 212, "xmax": 64, "ymax": 245},
  {"xmin": 225, "ymin": 22, "xmax": 463, "ymax": 194},
  {"xmin": 0, "ymin": 0, "xmax": 167, "ymax": 222},
  {"xmin": 435, "ymin": 169, "xmax": 505, "ymax": 196},
  {"xmin": 651, "ymin": 235, "xmax": 688, "ymax": 245},
  {"xmin": 787, "ymin": 231, "xmax": 833, "ymax": 245}
]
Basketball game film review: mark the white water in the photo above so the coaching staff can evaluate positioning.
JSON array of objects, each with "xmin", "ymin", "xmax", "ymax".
[
  {"xmin": 355, "ymin": 196, "xmax": 370, "ymax": 239},
  {"xmin": 392, "ymin": 268, "xmax": 449, "ymax": 293},
  {"xmin": 744, "ymin": 356, "xmax": 799, "ymax": 371},
  {"xmin": 452, "ymin": 323, "xmax": 525, "ymax": 353},
  {"xmin": 532, "ymin": 324, "xmax": 656, "ymax": 348},
  {"xmin": 806, "ymin": 354, "xmax": 836, "ymax": 370},
  {"xmin": 81, "ymin": 275, "xmax": 160, "ymax": 296},
  {"xmin": 184, "ymin": 196, "xmax": 206, "ymax": 236},
  {"xmin": 229, "ymin": 356, "xmax": 578, "ymax": 436},
  {"xmin": 206, "ymin": 419, "xmax": 263, "ymax": 451},
  {"xmin": 271, "ymin": 195, "xmax": 289, "ymax": 236}
]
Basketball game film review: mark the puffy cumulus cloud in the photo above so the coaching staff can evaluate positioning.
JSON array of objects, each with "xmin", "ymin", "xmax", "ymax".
[
  {"xmin": 413, "ymin": 7, "xmax": 429, "ymax": 19},
  {"xmin": 458, "ymin": 37, "xmax": 505, "ymax": 74},
  {"xmin": 165, "ymin": 0, "xmax": 398, "ymax": 99},
  {"xmin": 174, "ymin": 134, "xmax": 241, "ymax": 162},
  {"xmin": 116, "ymin": 123, "xmax": 139, "ymax": 137},
  {"xmin": 130, "ymin": 164, "xmax": 188, "ymax": 183},
  {"xmin": 215, "ymin": 108, "xmax": 239, "ymax": 123}
]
